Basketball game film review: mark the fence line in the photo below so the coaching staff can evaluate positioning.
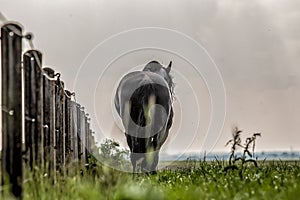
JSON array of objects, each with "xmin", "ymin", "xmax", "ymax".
[{"xmin": 1, "ymin": 22, "xmax": 97, "ymax": 198}]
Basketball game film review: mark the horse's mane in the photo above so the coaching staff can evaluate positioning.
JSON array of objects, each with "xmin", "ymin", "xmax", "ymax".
[{"xmin": 168, "ymin": 73, "xmax": 175, "ymax": 100}]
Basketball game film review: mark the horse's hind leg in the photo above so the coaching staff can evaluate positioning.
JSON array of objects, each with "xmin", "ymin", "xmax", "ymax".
[
  {"xmin": 132, "ymin": 163, "xmax": 136, "ymax": 174},
  {"xmin": 130, "ymin": 153, "xmax": 137, "ymax": 174}
]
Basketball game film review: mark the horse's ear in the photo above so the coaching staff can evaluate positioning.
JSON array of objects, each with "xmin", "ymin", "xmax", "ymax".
[{"xmin": 166, "ymin": 61, "xmax": 172, "ymax": 73}]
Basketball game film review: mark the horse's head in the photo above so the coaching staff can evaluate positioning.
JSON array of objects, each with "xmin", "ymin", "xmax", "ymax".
[{"xmin": 143, "ymin": 61, "xmax": 173, "ymax": 94}]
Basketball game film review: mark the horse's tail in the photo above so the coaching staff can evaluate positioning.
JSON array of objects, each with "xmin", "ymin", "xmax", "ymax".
[{"xmin": 127, "ymin": 83, "xmax": 172, "ymax": 151}]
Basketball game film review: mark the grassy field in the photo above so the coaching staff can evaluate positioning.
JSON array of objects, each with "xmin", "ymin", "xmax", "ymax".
[{"xmin": 2, "ymin": 160, "xmax": 300, "ymax": 200}]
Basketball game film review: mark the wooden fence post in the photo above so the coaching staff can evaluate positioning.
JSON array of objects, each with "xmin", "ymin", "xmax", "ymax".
[
  {"xmin": 88, "ymin": 129, "xmax": 92, "ymax": 154},
  {"xmin": 85, "ymin": 116, "xmax": 91, "ymax": 163},
  {"xmin": 64, "ymin": 90, "xmax": 73, "ymax": 166},
  {"xmin": 86, "ymin": 125, "xmax": 90, "ymax": 161},
  {"xmin": 1, "ymin": 23, "xmax": 23, "ymax": 198},
  {"xmin": 76, "ymin": 104, "xmax": 82, "ymax": 162},
  {"xmin": 80, "ymin": 107, "xmax": 86, "ymax": 164},
  {"xmin": 89, "ymin": 132, "xmax": 97, "ymax": 159},
  {"xmin": 84, "ymin": 115, "xmax": 88, "ymax": 163},
  {"xmin": 43, "ymin": 67, "xmax": 56, "ymax": 180},
  {"xmin": 55, "ymin": 79, "xmax": 65, "ymax": 172},
  {"xmin": 70, "ymin": 101, "xmax": 78, "ymax": 161},
  {"xmin": 23, "ymin": 50, "xmax": 44, "ymax": 170}
]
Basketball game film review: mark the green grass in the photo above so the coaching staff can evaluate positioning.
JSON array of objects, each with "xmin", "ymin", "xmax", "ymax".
[{"xmin": 2, "ymin": 160, "xmax": 300, "ymax": 200}]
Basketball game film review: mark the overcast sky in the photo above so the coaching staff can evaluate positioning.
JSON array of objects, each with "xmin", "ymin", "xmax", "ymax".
[{"xmin": 1, "ymin": 0, "xmax": 300, "ymax": 154}]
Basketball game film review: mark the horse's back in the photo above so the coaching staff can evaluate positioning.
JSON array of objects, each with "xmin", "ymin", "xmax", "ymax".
[
  {"xmin": 115, "ymin": 71, "xmax": 171, "ymax": 117},
  {"xmin": 114, "ymin": 71, "xmax": 173, "ymax": 143}
]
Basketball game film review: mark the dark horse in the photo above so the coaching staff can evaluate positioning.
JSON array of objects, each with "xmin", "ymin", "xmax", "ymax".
[{"xmin": 114, "ymin": 61, "xmax": 174, "ymax": 172}]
